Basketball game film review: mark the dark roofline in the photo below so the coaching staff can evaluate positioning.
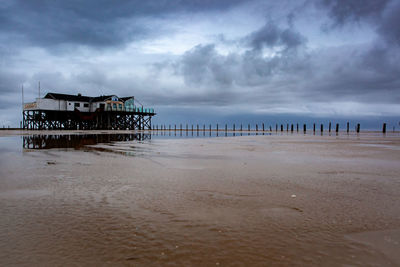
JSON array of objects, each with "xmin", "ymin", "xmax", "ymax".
[
  {"xmin": 44, "ymin": 93, "xmax": 134, "ymax": 102},
  {"xmin": 44, "ymin": 93, "xmax": 91, "ymax": 102},
  {"xmin": 120, "ymin": 96, "xmax": 134, "ymax": 101}
]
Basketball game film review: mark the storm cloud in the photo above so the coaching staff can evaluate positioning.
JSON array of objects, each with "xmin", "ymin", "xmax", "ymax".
[
  {"xmin": 0, "ymin": 0, "xmax": 399, "ymax": 127},
  {"xmin": 0, "ymin": 0, "xmax": 249, "ymax": 49}
]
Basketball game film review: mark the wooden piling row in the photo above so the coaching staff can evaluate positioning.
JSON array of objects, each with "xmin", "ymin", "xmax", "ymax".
[{"xmin": 151, "ymin": 122, "xmax": 391, "ymax": 134}]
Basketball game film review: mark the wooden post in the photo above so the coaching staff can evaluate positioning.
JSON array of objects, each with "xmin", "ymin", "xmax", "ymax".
[
  {"xmin": 180, "ymin": 124, "xmax": 182, "ymax": 131},
  {"xmin": 248, "ymin": 124, "xmax": 250, "ymax": 131},
  {"xmin": 347, "ymin": 122, "xmax": 349, "ymax": 133},
  {"xmin": 174, "ymin": 124, "xmax": 176, "ymax": 131},
  {"xmin": 269, "ymin": 126, "xmax": 272, "ymax": 131},
  {"xmin": 296, "ymin": 123, "xmax": 299, "ymax": 132},
  {"xmin": 286, "ymin": 124, "xmax": 289, "ymax": 132},
  {"xmin": 209, "ymin": 124, "xmax": 211, "ymax": 132},
  {"xmin": 303, "ymin": 124, "xmax": 306, "ymax": 133},
  {"xmin": 383, "ymin": 123, "xmax": 386, "ymax": 133},
  {"xmin": 336, "ymin": 123, "xmax": 339, "ymax": 133},
  {"xmin": 356, "ymin": 123, "xmax": 360, "ymax": 133},
  {"xmin": 240, "ymin": 124, "xmax": 243, "ymax": 131},
  {"xmin": 262, "ymin": 123, "xmax": 265, "ymax": 131},
  {"xmin": 329, "ymin": 122, "xmax": 331, "ymax": 133},
  {"xmin": 217, "ymin": 124, "xmax": 219, "ymax": 131},
  {"xmin": 320, "ymin": 124, "xmax": 323, "ymax": 133},
  {"xmin": 233, "ymin": 124, "xmax": 235, "ymax": 131},
  {"xmin": 313, "ymin": 123, "xmax": 315, "ymax": 133},
  {"xmin": 169, "ymin": 124, "xmax": 171, "ymax": 131},
  {"xmin": 186, "ymin": 124, "xmax": 188, "ymax": 132},
  {"xmin": 281, "ymin": 124, "xmax": 283, "ymax": 132},
  {"xmin": 203, "ymin": 124, "xmax": 205, "ymax": 132},
  {"xmin": 197, "ymin": 124, "xmax": 199, "ymax": 132},
  {"xmin": 225, "ymin": 124, "xmax": 227, "ymax": 132},
  {"xmin": 256, "ymin": 124, "xmax": 258, "ymax": 131},
  {"xmin": 291, "ymin": 124, "xmax": 293, "ymax": 132},
  {"xmin": 191, "ymin": 124, "xmax": 193, "ymax": 132}
]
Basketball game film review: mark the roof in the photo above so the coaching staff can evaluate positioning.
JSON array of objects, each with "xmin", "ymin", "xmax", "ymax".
[
  {"xmin": 44, "ymin": 93, "xmax": 134, "ymax": 103},
  {"xmin": 91, "ymin": 95, "xmax": 115, "ymax": 102},
  {"xmin": 45, "ymin": 93, "xmax": 91, "ymax": 102},
  {"xmin": 120, "ymin": 96, "xmax": 134, "ymax": 101}
]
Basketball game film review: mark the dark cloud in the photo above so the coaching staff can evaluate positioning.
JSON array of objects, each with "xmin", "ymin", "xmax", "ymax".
[
  {"xmin": 319, "ymin": 0, "xmax": 390, "ymax": 25},
  {"xmin": 246, "ymin": 21, "xmax": 306, "ymax": 51},
  {"xmin": 166, "ymin": 37, "xmax": 400, "ymax": 107},
  {"xmin": 0, "ymin": 0, "xmax": 250, "ymax": 49},
  {"xmin": 377, "ymin": 0, "xmax": 400, "ymax": 45},
  {"xmin": 178, "ymin": 44, "xmax": 238, "ymax": 87},
  {"xmin": 174, "ymin": 22, "xmax": 309, "ymax": 91},
  {"xmin": 0, "ymin": 70, "xmax": 26, "ymax": 94},
  {"xmin": 319, "ymin": 0, "xmax": 400, "ymax": 45}
]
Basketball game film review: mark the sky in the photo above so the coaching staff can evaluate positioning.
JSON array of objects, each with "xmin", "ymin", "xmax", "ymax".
[{"xmin": 1, "ymin": 0, "xmax": 399, "ymax": 129}]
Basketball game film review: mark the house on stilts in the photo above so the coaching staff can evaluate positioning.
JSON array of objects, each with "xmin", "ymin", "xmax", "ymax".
[{"xmin": 22, "ymin": 92, "xmax": 155, "ymax": 130}]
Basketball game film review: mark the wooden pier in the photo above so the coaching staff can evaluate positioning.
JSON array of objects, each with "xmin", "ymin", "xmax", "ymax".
[{"xmin": 22, "ymin": 109, "xmax": 155, "ymax": 130}]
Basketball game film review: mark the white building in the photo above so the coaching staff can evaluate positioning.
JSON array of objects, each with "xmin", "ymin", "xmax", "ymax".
[{"xmin": 23, "ymin": 92, "xmax": 154, "ymax": 113}]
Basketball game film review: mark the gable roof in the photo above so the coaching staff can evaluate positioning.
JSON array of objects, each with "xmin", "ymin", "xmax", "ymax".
[
  {"xmin": 45, "ymin": 93, "xmax": 91, "ymax": 102},
  {"xmin": 44, "ymin": 93, "xmax": 135, "ymax": 103}
]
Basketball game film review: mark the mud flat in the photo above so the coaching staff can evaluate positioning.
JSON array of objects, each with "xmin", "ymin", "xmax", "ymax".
[{"xmin": 0, "ymin": 131, "xmax": 400, "ymax": 266}]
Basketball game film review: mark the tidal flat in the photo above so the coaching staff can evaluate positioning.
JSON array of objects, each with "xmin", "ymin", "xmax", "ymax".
[{"xmin": 0, "ymin": 130, "xmax": 400, "ymax": 266}]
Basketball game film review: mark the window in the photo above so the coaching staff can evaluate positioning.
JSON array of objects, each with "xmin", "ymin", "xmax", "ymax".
[
  {"xmin": 84, "ymin": 103, "xmax": 89, "ymax": 108},
  {"xmin": 118, "ymin": 104, "xmax": 122, "ymax": 109},
  {"xmin": 113, "ymin": 103, "xmax": 117, "ymax": 109},
  {"xmin": 74, "ymin": 103, "xmax": 80, "ymax": 107}
]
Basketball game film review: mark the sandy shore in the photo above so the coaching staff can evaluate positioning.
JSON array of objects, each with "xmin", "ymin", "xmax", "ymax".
[{"xmin": 1, "ymin": 131, "xmax": 400, "ymax": 266}]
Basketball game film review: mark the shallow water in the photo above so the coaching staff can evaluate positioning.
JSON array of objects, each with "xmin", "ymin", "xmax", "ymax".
[{"xmin": 1, "ymin": 132, "xmax": 400, "ymax": 266}]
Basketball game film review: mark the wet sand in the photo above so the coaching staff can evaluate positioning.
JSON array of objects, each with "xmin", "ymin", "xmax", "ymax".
[{"xmin": 1, "ymin": 131, "xmax": 400, "ymax": 266}]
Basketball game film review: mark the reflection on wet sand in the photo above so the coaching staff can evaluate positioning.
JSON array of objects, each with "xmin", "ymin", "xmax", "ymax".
[
  {"xmin": 1, "ymin": 132, "xmax": 400, "ymax": 266},
  {"xmin": 22, "ymin": 133, "xmax": 152, "ymax": 150}
]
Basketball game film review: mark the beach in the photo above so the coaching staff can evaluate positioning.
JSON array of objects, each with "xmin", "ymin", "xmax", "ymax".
[{"xmin": 0, "ymin": 131, "xmax": 399, "ymax": 266}]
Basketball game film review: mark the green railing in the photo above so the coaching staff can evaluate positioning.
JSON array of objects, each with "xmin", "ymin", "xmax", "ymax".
[{"xmin": 104, "ymin": 106, "xmax": 154, "ymax": 113}]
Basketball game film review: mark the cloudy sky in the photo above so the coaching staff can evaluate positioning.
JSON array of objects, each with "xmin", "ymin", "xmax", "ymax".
[{"xmin": 1, "ymin": 0, "xmax": 399, "ymax": 129}]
